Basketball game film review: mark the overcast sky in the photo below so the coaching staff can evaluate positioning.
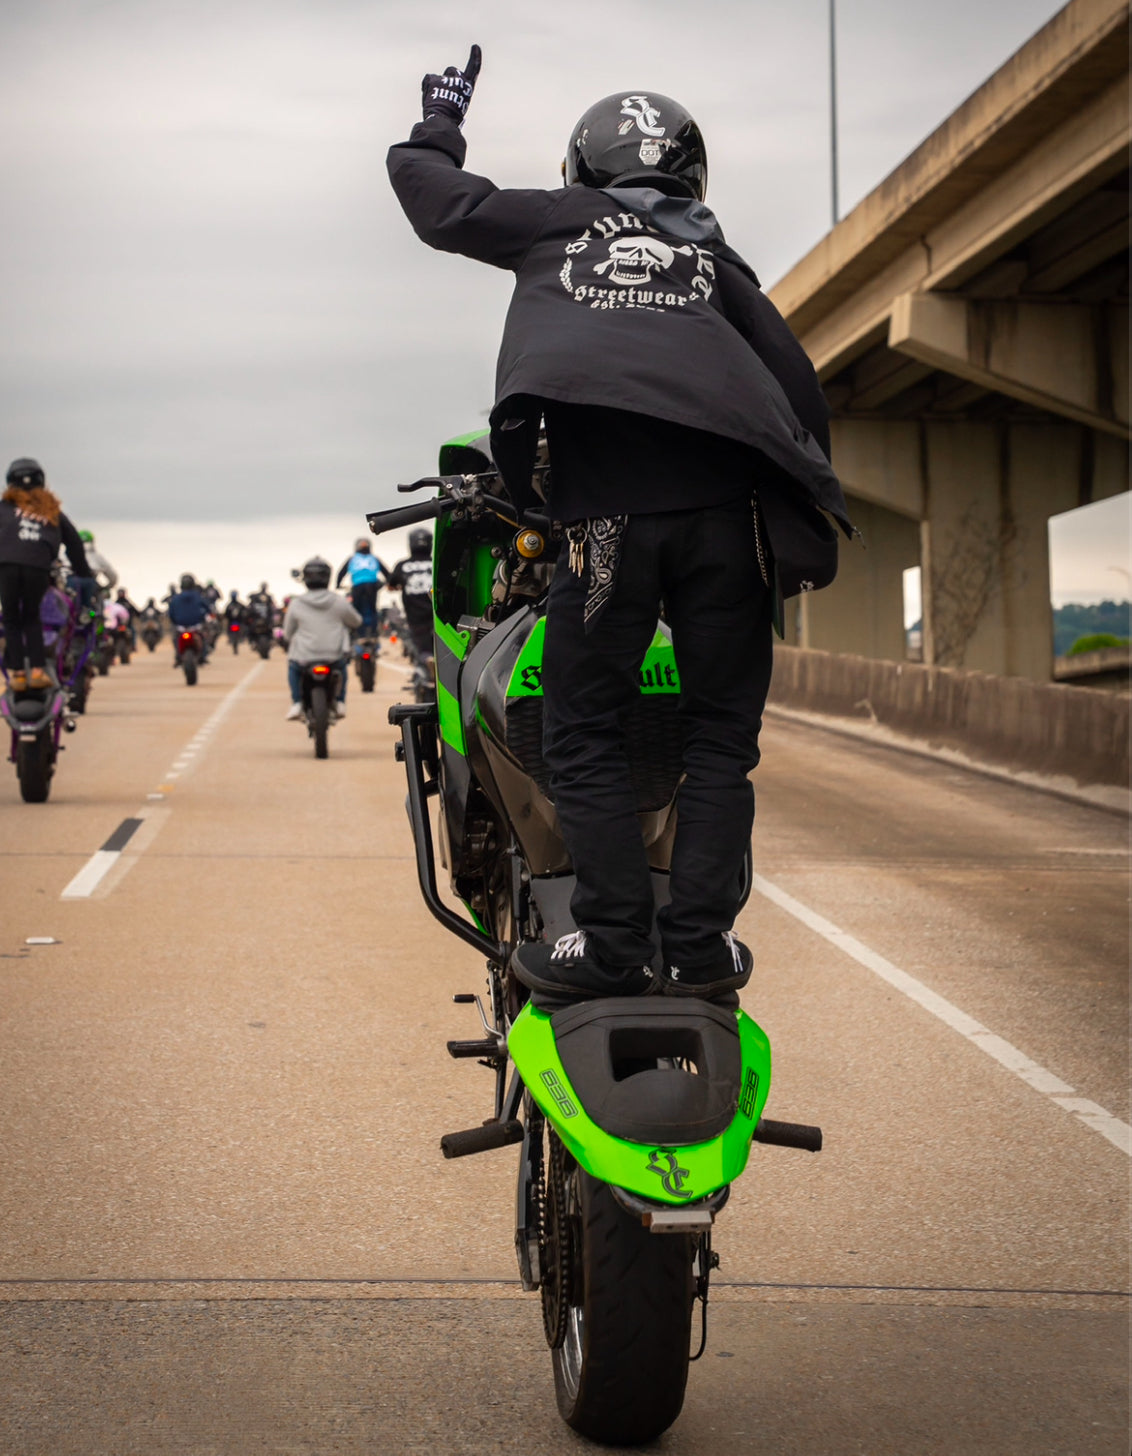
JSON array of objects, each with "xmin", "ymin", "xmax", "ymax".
[{"xmin": 0, "ymin": 0, "xmax": 1079, "ymax": 536}]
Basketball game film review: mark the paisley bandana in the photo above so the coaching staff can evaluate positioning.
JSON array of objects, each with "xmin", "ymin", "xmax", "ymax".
[{"xmin": 566, "ymin": 515, "xmax": 628, "ymax": 632}]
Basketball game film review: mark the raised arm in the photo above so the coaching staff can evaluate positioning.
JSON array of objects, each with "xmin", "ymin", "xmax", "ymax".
[{"xmin": 387, "ymin": 46, "xmax": 559, "ymax": 270}]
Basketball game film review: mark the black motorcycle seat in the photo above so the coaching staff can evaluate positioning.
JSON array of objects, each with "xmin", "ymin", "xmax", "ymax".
[
  {"xmin": 549, "ymin": 997, "xmax": 741, "ymax": 1147},
  {"xmin": 12, "ymin": 697, "xmax": 49, "ymax": 722}
]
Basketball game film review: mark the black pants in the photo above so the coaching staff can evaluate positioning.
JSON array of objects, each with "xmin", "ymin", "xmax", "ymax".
[
  {"xmin": 542, "ymin": 500, "xmax": 773, "ymax": 970},
  {"xmin": 0, "ymin": 563, "xmax": 51, "ymax": 670},
  {"xmin": 351, "ymin": 580, "xmax": 379, "ymax": 634},
  {"xmin": 407, "ymin": 614, "xmax": 433, "ymax": 658}
]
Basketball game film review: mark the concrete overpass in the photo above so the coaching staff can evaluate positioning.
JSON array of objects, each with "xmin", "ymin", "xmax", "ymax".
[{"xmin": 770, "ymin": 0, "xmax": 1129, "ymax": 681}]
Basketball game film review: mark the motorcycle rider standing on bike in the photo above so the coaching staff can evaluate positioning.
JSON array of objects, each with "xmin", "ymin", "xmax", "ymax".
[
  {"xmin": 0, "ymin": 458, "xmax": 91, "ymax": 692},
  {"xmin": 386, "ymin": 528, "xmax": 435, "ymax": 662},
  {"xmin": 335, "ymin": 537, "xmax": 384, "ymax": 639},
  {"xmin": 389, "ymin": 51, "xmax": 850, "ymax": 1003},
  {"xmin": 282, "ymin": 557, "xmax": 360, "ymax": 721}
]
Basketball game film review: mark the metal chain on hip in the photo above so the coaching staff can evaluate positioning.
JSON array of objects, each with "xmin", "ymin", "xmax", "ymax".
[{"xmin": 750, "ymin": 489, "xmax": 770, "ymax": 588}]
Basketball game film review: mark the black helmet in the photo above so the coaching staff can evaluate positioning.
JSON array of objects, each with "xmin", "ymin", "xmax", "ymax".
[
  {"xmin": 409, "ymin": 528, "xmax": 433, "ymax": 559},
  {"xmin": 355, "ymin": 537, "xmax": 371, "ymax": 553},
  {"xmin": 564, "ymin": 92, "xmax": 707, "ymax": 200},
  {"xmin": 180, "ymin": 573, "xmax": 196, "ymax": 591},
  {"xmin": 301, "ymin": 556, "xmax": 332, "ymax": 589},
  {"xmin": 6, "ymin": 457, "xmax": 46, "ymax": 490}
]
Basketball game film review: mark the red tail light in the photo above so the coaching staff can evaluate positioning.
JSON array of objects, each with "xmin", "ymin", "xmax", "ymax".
[
  {"xmin": 231, "ymin": 623, "xmax": 240, "ymax": 631},
  {"xmin": 311, "ymin": 664, "xmax": 331, "ymax": 676},
  {"xmin": 179, "ymin": 632, "xmax": 193, "ymax": 643},
  {"xmin": 362, "ymin": 652, "xmax": 371, "ymax": 661}
]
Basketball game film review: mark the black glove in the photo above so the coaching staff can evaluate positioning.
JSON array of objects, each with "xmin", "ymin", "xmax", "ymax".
[{"xmin": 421, "ymin": 44, "xmax": 481, "ymax": 125}]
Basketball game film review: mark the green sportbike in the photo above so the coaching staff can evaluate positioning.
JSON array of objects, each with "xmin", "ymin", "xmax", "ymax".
[{"xmin": 370, "ymin": 432, "xmax": 821, "ymax": 1446}]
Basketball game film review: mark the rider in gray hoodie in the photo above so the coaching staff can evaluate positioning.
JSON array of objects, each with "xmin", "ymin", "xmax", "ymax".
[{"xmin": 282, "ymin": 557, "xmax": 360, "ymax": 720}]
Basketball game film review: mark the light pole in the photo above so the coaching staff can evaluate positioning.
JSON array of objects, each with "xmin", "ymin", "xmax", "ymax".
[{"xmin": 830, "ymin": 0, "xmax": 840, "ymax": 227}]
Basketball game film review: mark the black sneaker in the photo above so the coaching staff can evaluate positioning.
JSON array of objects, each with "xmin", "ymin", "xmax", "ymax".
[
  {"xmin": 659, "ymin": 933, "xmax": 752, "ymax": 1003},
  {"xmin": 512, "ymin": 931, "xmax": 655, "ymax": 1008}
]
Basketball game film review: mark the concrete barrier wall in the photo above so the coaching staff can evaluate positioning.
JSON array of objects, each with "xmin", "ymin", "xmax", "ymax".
[{"xmin": 768, "ymin": 646, "xmax": 1130, "ymax": 788}]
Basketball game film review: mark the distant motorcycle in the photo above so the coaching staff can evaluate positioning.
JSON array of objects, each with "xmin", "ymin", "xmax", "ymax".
[
  {"xmin": 95, "ymin": 627, "xmax": 115, "ymax": 675},
  {"xmin": 354, "ymin": 637, "xmax": 379, "ymax": 693},
  {"xmin": 227, "ymin": 620, "xmax": 242, "ymax": 653},
  {"xmin": 141, "ymin": 618, "xmax": 163, "ymax": 652},
  {"xmin": 61, "ymin": 602, "xmax": 100, "ymax": 714},
  {"xmin": 298, "ymin": 661, "xmax": 342, "ymax": 759},
  {"xmin": 1, "ymin": 673, "xmax": 72, "ymax": 802},
  {"xmin": 174, "ymin": 626, "xmax": 205, "ymax": 686},
  {"xmin": 112, "ymin": 624, "xmax": 132, "ymax": 666},
  {"xmin": 247, "ymin": 610, "xmax": 273, "ymax": 659},
  {"xmin": 1, "ymin": 585, "xmax": 78, "ymax": 802}
]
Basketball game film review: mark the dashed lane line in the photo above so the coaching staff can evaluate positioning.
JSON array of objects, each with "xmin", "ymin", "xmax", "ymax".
[
  {"xmin": 752, "ymin": 872, "xmax": 1131, "ymax": 1157},
  {"xmin": 60, "ymin": 662, "xmax": 266, "ymax": 900}
]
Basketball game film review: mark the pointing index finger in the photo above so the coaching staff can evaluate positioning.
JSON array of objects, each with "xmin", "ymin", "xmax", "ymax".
[{"xmin": 464, "ymin": 44, "xmax": 481, "ymax": 84}]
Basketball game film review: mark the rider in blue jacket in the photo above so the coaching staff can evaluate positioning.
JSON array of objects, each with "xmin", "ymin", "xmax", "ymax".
[
  {"xmin": 167, "ymin": 575, "xmax": 212, "ymax": 661},
  {"xmin": 336, "ymin": 538, "xmax": 384, "ymax": 637}
]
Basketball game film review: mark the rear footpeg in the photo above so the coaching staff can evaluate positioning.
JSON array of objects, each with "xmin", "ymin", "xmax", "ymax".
[
  {"xmin": 440, "ymin": 1119, "xmax": 524, "ymax": 1159},
  {"xmin": 753, "ymin": 1118, "xmax": 823, "ymax": 1152},
  {"xmin": 446, "ymin": 1036, "xmax": 504, "ymax": 1059}
]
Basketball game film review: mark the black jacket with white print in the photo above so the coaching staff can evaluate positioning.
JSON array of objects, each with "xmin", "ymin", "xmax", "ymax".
[
  {"xmin": 387, "ymin": 114, "xmax": 849, "ymax": 533},
  {"xmin": 0, "ymin": 500, "xmax": 91, "ymax": 575}
]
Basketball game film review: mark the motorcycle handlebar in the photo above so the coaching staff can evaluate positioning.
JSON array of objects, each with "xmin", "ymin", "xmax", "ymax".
[{"xmin": 366, "ymin": 497, "xmax": 454, "ymax": 535}]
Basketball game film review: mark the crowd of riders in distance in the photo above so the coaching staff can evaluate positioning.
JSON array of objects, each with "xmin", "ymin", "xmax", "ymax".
[{"xmin": 1, "ymin": 457, "xmax": 435, "ymax": 723}]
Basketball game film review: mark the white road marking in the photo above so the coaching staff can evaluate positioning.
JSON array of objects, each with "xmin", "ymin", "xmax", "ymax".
[
  {"xmin": 752, "ymin": 873, "xmax": 1131, "ymax": 1156},
  {"xmin": 61, "ymin": 663, "xmax": 266, "ymax": 900},
  {"xmin": 61, "ymin": 850, "xmax": 122, "ymax": 900}
]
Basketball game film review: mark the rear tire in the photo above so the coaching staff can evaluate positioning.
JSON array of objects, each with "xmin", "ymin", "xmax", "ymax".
[
  {"xmin": 117, "ymin": 639, "xmax": 130, "ymax": 665},
  {"xmin": 17, "ymin": 730, "xmax": 54, "ymax": 803},
  {"xmin": 359, "ymin": 656, "xmax": 376, "ymax": 693},
  {"xmin": 311, "ymin": 685, "xmax": 329, "ymax": 758},
  {"xmin": 549, "ymin": 1149, "xmax": 694, "ymax": 1445},
  {"xmin": 182, "ymin": 650, "xmax": 198, "ymax": 686}
]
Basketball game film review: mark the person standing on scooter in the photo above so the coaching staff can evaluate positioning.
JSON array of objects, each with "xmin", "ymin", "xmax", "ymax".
[
  {"xmin": 0, "ymin": 458, "xmax": 91, "ymax": 691},
  {"xmin": 282, "ymin": 557, "xmax": 360, "ymax": 721},
  {"xmin": 388, "ymin": 53, "xmax": 850, "ymax": 1003}
]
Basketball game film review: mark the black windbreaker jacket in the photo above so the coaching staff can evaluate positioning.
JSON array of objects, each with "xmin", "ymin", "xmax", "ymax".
[
  {"xmin": 388, "ymin": 115, "xmax": 849, "ymax": 532},
  {"xmin": 0, "ymin": 500, "xmax": 91, "ymax": 575}
]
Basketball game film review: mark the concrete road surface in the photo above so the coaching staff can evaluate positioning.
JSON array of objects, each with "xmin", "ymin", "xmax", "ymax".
[{"xmin": 0, "ymin": 645, "xmax": 1127, "ymax": 1455}]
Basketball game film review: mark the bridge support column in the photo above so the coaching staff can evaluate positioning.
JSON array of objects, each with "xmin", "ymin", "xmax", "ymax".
[{"xmin": 920, "ymin": 422, "xmax": 1128, "ymax": 681}]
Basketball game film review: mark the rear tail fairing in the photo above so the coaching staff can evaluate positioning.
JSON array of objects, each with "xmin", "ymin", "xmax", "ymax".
[
  {"xmin": 509, "ymin": 997, "xmax": 772, "ymax": 1205},
  {"xmin": 3, "ymin": 687, "xmax": 65, "ymax": 760}
]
